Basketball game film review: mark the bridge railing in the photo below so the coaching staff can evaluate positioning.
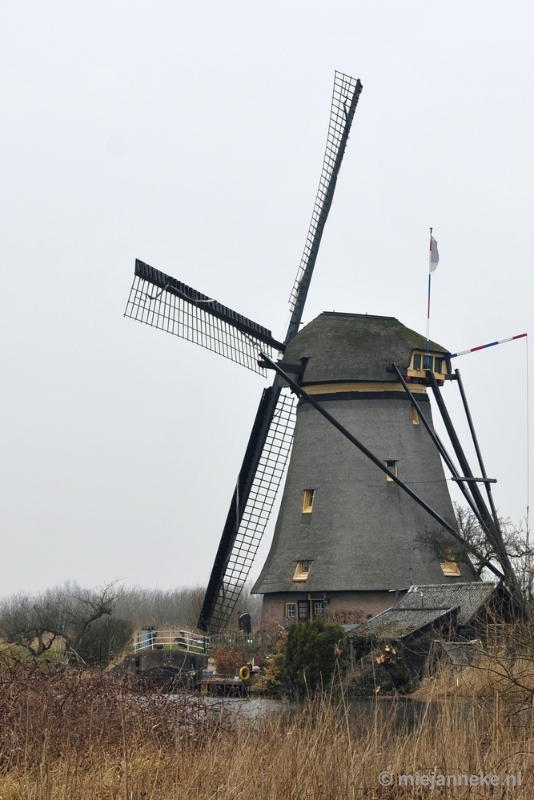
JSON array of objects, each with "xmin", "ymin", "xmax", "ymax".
[{"xmin": 133, "ymin": 629, "xmax": 208, "ymax": 654}]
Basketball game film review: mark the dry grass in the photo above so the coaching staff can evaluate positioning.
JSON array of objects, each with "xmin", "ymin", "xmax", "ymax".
[
  {"xmin": 1, "ymin": 654, "xmax": 534, "ymax": 798},
  {"xmin": 413, "ymin": 624, "xmax": 534, "ymax": 704},
  {"xmin": 415, "ymin": 656, "xmax": 534, "ymax": 703}
]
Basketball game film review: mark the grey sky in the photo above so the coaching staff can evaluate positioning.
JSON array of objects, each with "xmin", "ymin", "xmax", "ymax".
[{"xmin": 1, "ymin": 2, "xmax": 532, "ymax": 596}]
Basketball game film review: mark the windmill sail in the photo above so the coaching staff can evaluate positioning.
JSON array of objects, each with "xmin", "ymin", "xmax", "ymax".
[
  {"xmin": 198, "ymin": 73, "xmax": 362, "ymax": 632},
  {"xmin": 288, "ymin": 72, "xmax": 363, "ymax": 326},
  {"xmin": 125, "ymin": 259, "xmax": 284, "ymax": 376},
  {"xmin": 198, "ymin": 386, "xmax": 296, "ymax": 632}
]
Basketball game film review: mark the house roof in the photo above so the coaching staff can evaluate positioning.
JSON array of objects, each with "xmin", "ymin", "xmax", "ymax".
[
  {"xmin": 436, "ymin": 640, "xmax": 482, "ymax": 667},
  {"xmin": 350, "ymin": 606, "xmax": 458, "ymax": 640},
  {"xmin": 396, "ymin": 582, "xmax": 500, "ymax": 626},
  {"xmin": 349, "ymin": 582, "xmax": 505, "ymax": 641},
  {"xmin": 281, "ymin": 312, "xmax": 449, "ymax": 384}
]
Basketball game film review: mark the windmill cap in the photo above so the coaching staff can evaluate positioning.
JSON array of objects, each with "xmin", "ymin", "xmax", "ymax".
[{"xmin": 282, "ymin": 312, "xmax": 450, "ymax": 384}]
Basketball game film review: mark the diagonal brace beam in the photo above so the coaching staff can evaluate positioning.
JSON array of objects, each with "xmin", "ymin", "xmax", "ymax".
[
  {"xmin": 391, "ymin": 364, "xmax": 491, "ymax": 531},
  {"xmin": 427, "ymin": 371, "xmax": 517, "ymax": 585}
]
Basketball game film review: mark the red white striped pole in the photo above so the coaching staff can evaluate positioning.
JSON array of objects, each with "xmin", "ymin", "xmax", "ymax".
[{"xmin": 449, "ymin": 333, "xmax": 527, "ymax": 359}]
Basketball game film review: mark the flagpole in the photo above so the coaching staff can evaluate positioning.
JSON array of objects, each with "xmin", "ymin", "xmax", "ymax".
[{"xmin": 425, "ymin": 227, "xmax": 432, "ymax": 368}]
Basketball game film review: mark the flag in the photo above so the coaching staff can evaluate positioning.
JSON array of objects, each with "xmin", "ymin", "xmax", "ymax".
[{"xmin": 429, "ymin": 235, "xmax": 439, "ymax": 273}]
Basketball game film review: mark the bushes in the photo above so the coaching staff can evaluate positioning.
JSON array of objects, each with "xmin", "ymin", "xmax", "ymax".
[
  {"xmin": 276, "ymin": 617, "xmax": 346, "ymax": 694},
  {"xmin": 211, "ymin": 645, "xmax": 245, "ymax": 675},
  {"xmin": 2, "ymin": 662, "xmax": 534, "ymax": 799},
  {"xmin": 0, "ymin": 653, "xmax": 209, "ymax": 771},
  {"xmin": 75, "ymin": 616, "xmax": 134, "ymax": 667}
]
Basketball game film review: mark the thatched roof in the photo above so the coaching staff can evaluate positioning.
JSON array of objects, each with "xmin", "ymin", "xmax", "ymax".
[{"xmin": 282, "ymin": 312, "xmax": 449, "ymax": 384}]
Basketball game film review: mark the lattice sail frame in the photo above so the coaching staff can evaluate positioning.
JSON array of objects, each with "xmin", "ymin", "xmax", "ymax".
[
  {"xmin": 125, "ymin": 260, "xmax": 282, "ymax": 376},
  {"xmin": 289, "ymin": 72, "xmax": 362, "ymax": 312},
  {"xmin": 208, "ymin": 389, "xmax": 297, "ymax": 633}
]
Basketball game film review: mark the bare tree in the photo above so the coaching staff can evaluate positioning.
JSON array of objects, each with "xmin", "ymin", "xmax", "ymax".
[
  {"xmin": 418, "ymin": 503, "xmax": 533, "ymax": 602},
  {"xmin": 112, "ymin": 582, "xmax": 263, "ymax": 631},
  {"xmin": 0, "ymin": 582, "xmax": 265, "ymax": 659},
  {"xmin": 0, "ymin": 582, "xmax": 119, "ymax": 660}
]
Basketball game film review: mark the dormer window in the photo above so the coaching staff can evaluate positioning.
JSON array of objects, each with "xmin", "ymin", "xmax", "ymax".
[
  {"xmin": 293, "ymin": 560, "xmax": 312, "ymax": 581},
  {"xmin": 440, "ymin": 550, "xmax": 461, "ymax": 576}
]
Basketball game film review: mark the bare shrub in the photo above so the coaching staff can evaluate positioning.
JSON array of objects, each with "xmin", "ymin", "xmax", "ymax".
[
  {"xmin": 419, "ymin": 620, "xmax": 534, "ymax": 708},
  {"xmin": 75, "ymin": 616, "xmax": 134, "ymax": 667},
  {"xmin": 0, "ymin": 653, "xmax": 211, "ymax": 773},
  {"xmin": 211, "ymin": 645, "xmax": 245, "ymax": 675},
  {"xmin": 1, "ymin": 668, "xmax": 534, "ymax": 798}
]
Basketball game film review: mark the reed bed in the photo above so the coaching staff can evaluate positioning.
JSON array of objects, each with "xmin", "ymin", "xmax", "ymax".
[{"xmin": 1, "ymin": 656, "xmax": 534, "ymax": 798}]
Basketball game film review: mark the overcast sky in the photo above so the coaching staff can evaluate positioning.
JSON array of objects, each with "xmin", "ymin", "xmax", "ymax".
[{"xmin": 1, "ymin": 1, "xmax": 532, "ymax": 598}]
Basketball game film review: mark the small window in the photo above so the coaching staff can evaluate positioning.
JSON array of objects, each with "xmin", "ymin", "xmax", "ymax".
[
  {"xmin": 285, "ymin": 602, "xmax": 296, "ymax": 619},
  {"xmin": 411, "ymin": 406, "xmax": 420, "ymax": 426},
  {"xmin": 385, "ymin": 460, "xmax": 398, "ymax": 482},
  {"xmin": 293, "ymin": 560, "xmax": 312, "ymax": 581},
  {"xmin": 434, "ymin": 358, "xmax": 443, "ymax": 374},
  {"xmin": 413, "ymin": 354, "xmax": 421, "ymax": 370},
  {"xmin": 302, "ymin": 489, "xmax": 315, "ymax": 514},
  {"xmin": 298, "ymin": 601, "xmax": 310, "ymax": 621},
  {"xmin": 313, "ymin": 600, "xmax": 326, "ymax": 617}
]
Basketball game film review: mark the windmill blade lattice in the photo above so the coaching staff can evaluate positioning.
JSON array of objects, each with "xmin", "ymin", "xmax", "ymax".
[
  {"xmin": 125, "ymin": 259, "xmax": 284, "ymax": 376},
  {"xmin": 206, "ymin": 389, "xmax": 297, "ymax": 633},
  {"xmin": 288, "ymin": 72, "xmax": 363, "ymax": 316}
]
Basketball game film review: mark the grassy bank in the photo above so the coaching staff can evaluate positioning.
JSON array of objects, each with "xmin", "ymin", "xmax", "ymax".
[{"xmin": 0, "ymin": 656, "xmax": 534, "ymax": 798}]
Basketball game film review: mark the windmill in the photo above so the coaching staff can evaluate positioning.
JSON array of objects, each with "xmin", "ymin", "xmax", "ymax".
[
  {"xmin": 253, "ymin": 316, "xmax": 523, "ymax": 625},
  {"xmin": 125, "ymin": 72, "xmax": 523, "ymax": 632},
  {"xmin": 125, "ymin": 73, "xmax": 364, "ymax": 632}
]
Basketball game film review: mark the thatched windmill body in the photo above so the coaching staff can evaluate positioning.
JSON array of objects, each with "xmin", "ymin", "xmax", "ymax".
[{"xmin": 253, "ymin": 312, "xmax": 472, "ymax": 625}]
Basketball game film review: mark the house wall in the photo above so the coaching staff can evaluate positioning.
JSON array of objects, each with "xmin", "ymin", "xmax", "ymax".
[{"xmin": 261, "ymin": 590, "xmax": 401, "ymax": 628}]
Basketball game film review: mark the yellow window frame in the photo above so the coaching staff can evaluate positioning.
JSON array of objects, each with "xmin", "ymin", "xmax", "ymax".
[{"xmin": 302, "ymin": 489, "xmax": 315, "ymax": 514}]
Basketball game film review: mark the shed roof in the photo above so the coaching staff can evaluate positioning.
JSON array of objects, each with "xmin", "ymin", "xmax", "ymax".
[
  {"xmin": 349, "ymin": 582, "xmax": 505, "ymax": 641},
  {"xmin": 282, "ymin": 312, "xmax": 449, "ymax": 384},
  {"xmin": 351, "ymin": 606, "xmax": 458, "ymax": 640},
  {"xmin": 396, "ymin": 582, "xmax": 500, "ymax": 626}
]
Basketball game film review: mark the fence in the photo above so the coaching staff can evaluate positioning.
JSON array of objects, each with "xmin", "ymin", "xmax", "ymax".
[
  {"xmin": 208, "ymin": 631, "xmax": 264, "ymax": 648},
  {"xmin": 133, "ymin": 629, "xmax": 208, "ymax": 654},
  {"xmin": 132, "ymin": 629, "xmax": 267, "ymax": 654}
]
